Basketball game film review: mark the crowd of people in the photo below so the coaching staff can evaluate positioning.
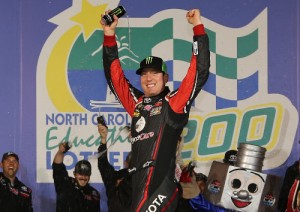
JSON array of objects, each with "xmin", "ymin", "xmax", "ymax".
[
  {"xmin": 1, "ymin": 140, "xmax": 299, "ymax": 211},
  {"xmin": 1, "ymin": 6, "xmax": 300, "ymax": 212}
]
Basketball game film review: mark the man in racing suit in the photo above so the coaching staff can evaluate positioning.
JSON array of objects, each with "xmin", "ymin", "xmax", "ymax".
[
  {"xmin": 101, "ymin": 8, "xmax": 210, "ymax": 211},
  {"xmin": 0, "ymin": 152, "xmax": 33, "ymax": 212},
  {"xmin": 52, "ymin": 143, "xmax": 101, "ymax": 212}
]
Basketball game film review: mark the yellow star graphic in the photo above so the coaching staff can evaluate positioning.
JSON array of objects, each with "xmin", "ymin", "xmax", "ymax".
[{"xmin": 70, "ymin": 0, "xmax": 107, "ymax": 40}]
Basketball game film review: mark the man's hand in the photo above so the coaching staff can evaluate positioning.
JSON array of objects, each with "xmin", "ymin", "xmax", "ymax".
[
  {"xmin": 58, "ymin": 143, "xmax": 67, "ymax": 154},
  {"xmin": 53, "ymin": 143, "xmax": 66, "ymax": 164},
  {"xmin": 100, "ymin": 9, "xmax": 118, "ymax": 36},
  {"xmin": 98, "ymin": 124, "xmax": 108, "ymax": 144},
  {"xmin": 186, "ymin": 9, "xmax": 202, "ymax": 26}
]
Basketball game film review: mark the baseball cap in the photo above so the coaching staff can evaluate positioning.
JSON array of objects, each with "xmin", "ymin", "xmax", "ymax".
[
  {"xmin": 136, "ymin": 56, "xmax": 167, "ymax": 75},
  {"xmin": 74, "ymin": 160, "xmax": 91, "ymax": 176},
  {"xmin": 223, "ymin": 150, "xmax": 238, "ymax": 165},
  {"xmin": 2, "ymin": 152, "xmax": 19, "ymax": 162}
]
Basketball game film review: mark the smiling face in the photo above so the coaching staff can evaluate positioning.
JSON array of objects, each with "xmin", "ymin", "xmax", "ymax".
[
  {"xmin": 74, "ymin": 172, "xmax": 90, "ymax": 187},
  {"xmin": 140, "ymin": 69, "xmax": 168, "ymax": 97},
  {"xmin": 1, "ymin": 156, "xmax": 19, "ymax": 182}
]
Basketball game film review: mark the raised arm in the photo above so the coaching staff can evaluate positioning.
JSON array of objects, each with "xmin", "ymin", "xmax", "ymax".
[
  {"xmin": 169, "ymin": 8, "xmax": 210, "ymax": 114},
  {"xmin": 53, "ymin": 143, "xmax": 66, "ymax": 164},
  {"xmin": 97, "ymin": 123, "xmax": 119, "ymax": 193},
  {"xmin": 186, "ymin": 9, "xmax": 202, "ymax": 26},
  {"xmin": 101, "ymin": 9, "xmax": 144, "ymax": 116},
  {"xmin": 100, "ymin": 10, "xmax": 118, "ymax": 36},
  {"xmin": 52, "ymin": 143, "xmax": 69, "ymax": 192}
]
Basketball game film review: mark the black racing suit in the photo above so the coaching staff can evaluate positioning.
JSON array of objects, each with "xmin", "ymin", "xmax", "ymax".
[
  {"xmin": 98, "ymin": 143, "xmax": 132, "ymax": 212},
  {"xmin": 52, "ymin": 162, "xmax": 101, "ymax": 212},
  {"xmin": 103, "ymin": 24, "xmax": 210, "ymax": 212},
  {"xmin": 0, "ymin": 172, "xmax": 33, "ymax": 212}
]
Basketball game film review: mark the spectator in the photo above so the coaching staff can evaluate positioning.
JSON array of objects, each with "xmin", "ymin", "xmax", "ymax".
[
  {"xmin": 0, "ymin": 152, "xmax": 33, "ymax": 212},
  {"xmin": 97, "ymin": 123, "xmax": 132, "ymax": 212},
  {"xmin": 223, "ymin": 150, "xmax": 237, "ymax": 166},
  {"xmin": 286, "ymin": 174, "xmax": 300, "ymax": 212},
  {"xmin": 52, "ymin": 143, "xmax": 100, "ymax": 212},
  {"xmin": 176, "ymin": 162, "xmax": 201, "ymax": 212},
  {"xmin": 278, "ymin": 158, "xmax": 300, "ymax": 212}
]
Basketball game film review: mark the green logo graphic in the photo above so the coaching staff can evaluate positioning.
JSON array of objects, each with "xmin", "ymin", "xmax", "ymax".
[{"xmin": 145, "ymin": 56, "xmax": 153, "ymax": 64}]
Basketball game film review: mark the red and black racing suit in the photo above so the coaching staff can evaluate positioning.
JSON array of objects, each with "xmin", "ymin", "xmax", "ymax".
[{"xmin": 102, "ymin": 24, "xmax": 210, "ymax": 212}]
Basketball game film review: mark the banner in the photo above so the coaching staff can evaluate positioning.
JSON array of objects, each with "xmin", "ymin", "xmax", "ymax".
[
  {"xmin": 1, "ymin": 0, "xmax": 299, "ymax": 211},
  {"xmin": 36, "ymin": 1, "xmax": 298, "ymax": 181}
]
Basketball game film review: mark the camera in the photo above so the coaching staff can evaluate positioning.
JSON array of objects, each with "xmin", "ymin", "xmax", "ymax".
[
  {"xmin": 63, "ymin": 141, "xmax": 72, "ymax": 153},
  {"xmin": 97, "ymin": 116, "xmax": 108, "ymax": 128}
]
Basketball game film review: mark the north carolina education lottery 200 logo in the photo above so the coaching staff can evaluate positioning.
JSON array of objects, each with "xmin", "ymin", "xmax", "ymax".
[{"xmin": 36, "ymin": 0, "xmax": 298, "ymax": 182}]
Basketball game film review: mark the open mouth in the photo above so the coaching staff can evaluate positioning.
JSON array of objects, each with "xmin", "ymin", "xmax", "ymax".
[
  {"xmin": 147, "ymin": 83, "xmax": 155, "ymax": 88},
  {"xmin": 231, "ymin": 197, "xmax": 251, "ymax": 208}
]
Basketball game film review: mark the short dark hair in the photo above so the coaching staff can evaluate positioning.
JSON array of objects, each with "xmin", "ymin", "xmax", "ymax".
[{"xmin": 195, "ymin": 173, "xmax": 207, "ymax": 183}]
